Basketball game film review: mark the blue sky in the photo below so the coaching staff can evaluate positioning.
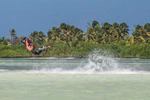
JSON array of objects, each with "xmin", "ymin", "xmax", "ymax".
[{"xmin": 0, "ymin": 0, "xmax": 150, "ymax": 38}]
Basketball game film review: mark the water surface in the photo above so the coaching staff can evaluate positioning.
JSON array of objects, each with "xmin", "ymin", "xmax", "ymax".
[{"xmin": 0, "ymin": 57, "xmax": 150, "ymax": 100}]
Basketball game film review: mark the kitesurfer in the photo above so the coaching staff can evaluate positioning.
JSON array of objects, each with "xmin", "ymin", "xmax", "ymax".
[{"xmin": 21, "ymin": 36, "xmax": 50, "ymax": 55}]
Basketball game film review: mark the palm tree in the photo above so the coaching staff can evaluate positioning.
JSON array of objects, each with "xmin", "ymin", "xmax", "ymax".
[
  {"xmin": 92, "ymin": 20, "xmax": 100, "ymax": 28},
  {"xmin": 51, "ymin": 27, "xmax": 61, "ymax": 42},
  {"xmin": 47, "ymin": 30, "xmax": 53, "ymax": 42},
  {"xmin": 29, "ymin": 31, "xmax": 46, "ymax": 45},
  {"xmin": 107, "ymin": 23, "xmax": 119, "ymax": 44},
  {"xmin": 132, "ymin": 25, "xmax": 147, "ymax": 43},
  {"xmin": 86, "ymin": 20, "xmax": 101, "ymax": 42},
  {"xmin": 126, "ymin": 36, "xmax": 134, "ymax": 44},
  {"xmin": 0, "ymin": 37, "xmax": 9, "ymax": 45},
  {"xmin": 144, "ymin": 23, "xmax": 150, "ymax": 43},
  {"xmin": 38, "ymin": 31, "xmax": 46, "ymax": 44},
  {"xmin": 119, "ymin": 22, "xmax": 129, "ymax": 39},
  {"xmin": 144, "ymin": 23, "xmax": 150, "ymax": 32},
  {"xmin": 71, "ymin": 27, "xmax": 84, "ymax": 47},
  {"xmin": 86, "ymin": 27, "xmax": 94, "ymax": 41},
  {"xmin": 101, "ymin": 22, "xmax": 111, "ymax": 43},
  {"xmin": 29, "ymin": 31, "xmax": 39, "ymax": 45},
  {"xmin": 59, "ymin": 23, "xmax": 84, "ymax": 47}
]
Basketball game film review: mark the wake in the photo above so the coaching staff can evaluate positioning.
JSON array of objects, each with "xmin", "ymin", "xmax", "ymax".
[{"xmin": 27, "ymin": 50, "xmax": 149, "ymax": 74}]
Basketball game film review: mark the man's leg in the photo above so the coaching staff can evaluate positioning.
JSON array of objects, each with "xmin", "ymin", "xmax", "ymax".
[
  {"xmin": 34, "ymin": 46, "xmax": 50, "ymax": 55},
  {"xmin": 31, "ymin": 49, "xmax": 42, "ymax": 55},
  {"xmin": 38, "ymin": 46, "xmax": 48, "ymax": 51}
]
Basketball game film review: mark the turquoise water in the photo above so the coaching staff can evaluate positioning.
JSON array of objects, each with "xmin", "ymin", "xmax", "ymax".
[{"xmin": 0, "ymin": 57, "xmax": 150, "ymax": 100}]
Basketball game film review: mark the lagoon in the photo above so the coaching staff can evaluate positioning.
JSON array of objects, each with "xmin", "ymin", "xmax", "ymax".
[{"xmin": 0, "ymin": 57, "xmax": 150, "ymax": 100}]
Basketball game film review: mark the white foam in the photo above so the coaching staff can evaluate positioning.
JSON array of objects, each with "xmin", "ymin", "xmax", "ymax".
[
  {"xmin": 26, "ymin": 50, "xmax": 150, "ymax": 74},
  {"xmin": 77, "ymin": 50, "xmax": 119, "ymax": 72}
]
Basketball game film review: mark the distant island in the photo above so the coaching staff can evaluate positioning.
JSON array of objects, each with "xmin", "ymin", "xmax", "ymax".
[{"xmin": 0, "ymin": 20, "xmax": 150, "ymax": 58}]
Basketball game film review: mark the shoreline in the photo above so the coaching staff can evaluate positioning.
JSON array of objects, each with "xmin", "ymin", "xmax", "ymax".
[
  {"xmin": 0, "ymin": 56, "xmax": 86, "ymax": 59},
  {"xmin": 0, "ymin": 56, "xmax": 146, "ymax": 59}
]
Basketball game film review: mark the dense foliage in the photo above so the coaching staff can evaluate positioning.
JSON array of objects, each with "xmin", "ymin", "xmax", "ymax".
[{"xmin": 1, "ymin": 21, "xmax": 150, "ymax": 58}]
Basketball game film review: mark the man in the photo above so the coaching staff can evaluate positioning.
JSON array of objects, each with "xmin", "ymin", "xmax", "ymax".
[{"xmin": 21, "ymin": 36, "xmax": 50, "ymax": 55}]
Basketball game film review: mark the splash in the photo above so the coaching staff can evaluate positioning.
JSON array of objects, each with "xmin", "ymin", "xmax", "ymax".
[
  {"xmin": 26, "ymin": 50, "xmax": 150, "ymax": 74},
  {"xmin": 77, "ymin": 50, "xmax": 119, "ymax": 73},
  {"xmin": 1, "ymin": 56, "xmax": 150, "ymax": 74},
  {"xmin": 28, "ymin": 50, "xmax": 129, "ymax": 74}
]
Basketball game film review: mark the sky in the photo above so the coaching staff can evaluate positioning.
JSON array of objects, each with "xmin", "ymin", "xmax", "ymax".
[{"xmin": 0, "ymin": 0, "xmax": 150, "ymax": 38}]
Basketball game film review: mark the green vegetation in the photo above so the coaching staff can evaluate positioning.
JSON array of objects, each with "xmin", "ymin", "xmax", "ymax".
[{"xmin": 1, "ymin": 21, "xmax": 150, "ymax": 58}]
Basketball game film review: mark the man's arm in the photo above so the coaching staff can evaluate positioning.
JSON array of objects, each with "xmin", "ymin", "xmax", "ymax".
[
  {"xmin": 25, "ymin": 41, "xmax": 33, "ymax": 51},
  {"xmin": 25, "ymin": 40, "xmax": 29, "ymax": 46}
]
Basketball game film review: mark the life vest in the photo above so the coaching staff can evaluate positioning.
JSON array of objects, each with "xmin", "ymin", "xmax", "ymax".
[{"xmin": 21, "ymin": 37, "xmax": 36, "ymax": 51}]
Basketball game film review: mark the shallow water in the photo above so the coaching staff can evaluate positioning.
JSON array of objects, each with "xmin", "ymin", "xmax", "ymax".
[{"xmin": 0, "ymin": 58, "xmax": 150, "ymax": 100}]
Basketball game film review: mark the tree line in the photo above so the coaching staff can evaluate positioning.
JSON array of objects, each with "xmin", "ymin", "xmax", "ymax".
[{"xmin": 0, "ymin": 20, "xmax": 150, "ymax": 58}]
